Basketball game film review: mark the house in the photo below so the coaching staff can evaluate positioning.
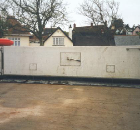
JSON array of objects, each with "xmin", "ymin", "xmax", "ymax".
[
  {"xmin": 72, "ymin": 23, "xmax": 115, "ymax": 46},
  {"xmin": 133, "ymin": 26, "xmax": 140, "ymax": 35},
  {"xmin": 126, "ymin": 28, "xmax": 133, "ymax": 35},
  {"xmin": 3, "ymin": 16, "xmax": 31, "ymax": 46},
  {"xmin": 114, "ymin": 35, "xmax": 140, "ymax": 46},
  {"xmin": 115, "ymin": 28, "xmax": 133, "ymax": 35},
  {"xmin": 44, "ymin": 27, "xmax": 73, "ymax": 46},
  {"xmin": 30, "ymin": 27, "xmax": 73, "ymax": 46}
]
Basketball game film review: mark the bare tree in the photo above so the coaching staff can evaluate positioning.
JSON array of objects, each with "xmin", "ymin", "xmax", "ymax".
[
  {"xmin": 0, "ymin": 0, "xmax": 68, "ymax": 46},
  {"xmin": 78, "ymin": 0, "xmax": 120, "ymax": 45},
  {"xmin": 79, "ymin": 0, "xmax": 119, "ymax": 27}
]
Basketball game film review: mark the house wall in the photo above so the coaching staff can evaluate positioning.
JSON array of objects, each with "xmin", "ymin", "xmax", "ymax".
[
  {"xmin": 20, "ymin": 37, "xmax": 30, "ymax": 46},
  {"xmin": 133, "ymin": 27, "xmax": 140, "ymax": 35},
  {"xmin": 3, "ymin": 46, "xmax": 140, "ymax": 79},
  {"xmin": 44, "ymin": 29, "xmax": 73, "ymax": 47},
  {"xmin": 114, "ymin": 36, "xmax": 140, "ymax": 46},
  {"xmin": 5, "ymin": 36, "xmax": 30, "ymax": 46}
]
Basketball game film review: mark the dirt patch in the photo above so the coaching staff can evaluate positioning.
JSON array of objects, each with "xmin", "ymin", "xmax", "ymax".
[
  {"xmin": 0, "ymin": 83, "xmax": 140, "ymax": 130},
  {"xmin": 0, "ymin": 105, "xmax": 43, "ymax": 124}
]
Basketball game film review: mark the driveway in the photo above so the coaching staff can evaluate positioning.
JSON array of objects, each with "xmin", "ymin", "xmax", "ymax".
[{"xmin": 0, "ymin": 83, "xmax": 140, "ymax": 130}]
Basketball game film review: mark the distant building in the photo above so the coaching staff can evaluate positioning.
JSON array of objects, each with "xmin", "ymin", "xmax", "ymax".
[
  {"xmin": 3, "ymin": 16, "xmax": 31, "ymax": 46},
  {"xmin": 115, "ymin": 28, "xmax": 133, "ymax": 35},
  {"xmin": 133, "ymin": 26, "xmax": 140, "ymax": 35},
  {"xmin": 72, "ymin": 23, "xmax": 115, "ymax": 46},
  {"xmin": 30, "ymin": 27, "xmax": 73, "ymax": 47},
  {"xmin": 114, "ymin": 35, "xmax": 140, "ymax": 46}
]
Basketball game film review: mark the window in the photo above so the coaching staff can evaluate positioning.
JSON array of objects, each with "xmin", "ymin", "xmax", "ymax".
[
  {"xmin": 53, "ymin": 37, "xmax": 64, "ymax": 46},
  {"xmin": 8, "ymin": 37, "xmax": 20, "ymax": 46}
]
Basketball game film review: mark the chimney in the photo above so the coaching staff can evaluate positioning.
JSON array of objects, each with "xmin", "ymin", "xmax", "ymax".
[
  {"xmin": 73, "ymin": 23, "xmax": 76, "ymax": 29},
  {"xmin": 69, "ymin": 25, "xmax": 72, "ymax": 39},
  {"xmin": 91, "ymin": 23, "xmax": 93, "ymax": 27}
]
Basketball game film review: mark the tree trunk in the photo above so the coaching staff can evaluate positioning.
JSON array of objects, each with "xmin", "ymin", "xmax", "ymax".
[
  {"xmin": 39, "ymin": 39, "xmax": 44, "ymax": 46},
  {"xmin": 40, "ymin": 43, "xmax": 44, "ymax": 46}
]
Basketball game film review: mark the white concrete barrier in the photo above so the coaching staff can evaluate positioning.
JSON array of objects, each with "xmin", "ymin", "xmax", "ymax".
[
  {"xmin": 0, "ymin": 47, "xmax": 2, "ymax": 75},
  {"xmin": 29, "ymin": 43, "xmax": 40, "ymax": 46},
  {"xmin": 3, "ymin": 46, "xmax": 140, "ymax": 79}
]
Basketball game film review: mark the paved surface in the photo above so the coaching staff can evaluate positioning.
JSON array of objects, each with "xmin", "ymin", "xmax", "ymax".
[{"xmin": 0, "ymin": 83, "xmax": 140, "ymax": 130}]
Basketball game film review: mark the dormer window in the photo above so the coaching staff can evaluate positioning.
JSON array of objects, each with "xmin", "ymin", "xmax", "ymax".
[{"xmin": 53, "ymin": 37, "xmax": 64, "ymax": 46}]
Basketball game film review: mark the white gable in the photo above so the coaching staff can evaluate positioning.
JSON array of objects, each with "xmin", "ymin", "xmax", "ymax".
[{"xmin": 44, "ymin": 29, "xmax": 73, "ymax": 47}]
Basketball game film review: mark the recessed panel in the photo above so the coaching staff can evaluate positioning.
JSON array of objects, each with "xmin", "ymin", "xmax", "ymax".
[
  {"xmin": 29, "ymin": 63, "xmax": 37, "ymax": 70},
  {"xmin": 60, "ymin": 52, "xmax": 81, "ymax": 66},
  {"xmin": 106, "ymin": 65, "xmax": 115, "ymax": 73}
]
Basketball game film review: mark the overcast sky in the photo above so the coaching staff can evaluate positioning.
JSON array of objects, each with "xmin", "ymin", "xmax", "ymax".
[{"xmin": 63, "ymin": 0, "xmax": 140, "ymax": 31}]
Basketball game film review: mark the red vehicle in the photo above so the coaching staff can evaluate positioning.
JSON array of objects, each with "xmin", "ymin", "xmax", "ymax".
[{"xmin": 0, "ymin": 38, "xmax": 14, "ymax": 46}]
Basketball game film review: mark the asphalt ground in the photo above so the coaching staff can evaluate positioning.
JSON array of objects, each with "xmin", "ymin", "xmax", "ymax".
[{"xmin": 0, "ymin": 83, "xmax": 140, "ymax": 130}]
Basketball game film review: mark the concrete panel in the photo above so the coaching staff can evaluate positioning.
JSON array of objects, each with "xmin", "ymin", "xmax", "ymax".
[
  {"xmin": 3, "ymin": 46, "xmax": 140, "ymax": 79},
  {"xmin": 0, "ymin": 47, "xmax": 1, "ymax": 74}
]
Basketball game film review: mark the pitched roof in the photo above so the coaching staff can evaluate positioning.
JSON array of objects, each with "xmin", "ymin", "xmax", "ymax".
[
  {"xmin": 73, "ymin": 25, "xmax": 106, "ymax": 35},
  {"xmin": 114, "ymin": 35, "xmax": 140, "ymax": 46},
  {"xmin": 73, "ymin": 35, "xmax": 115, "ymax": 46},
  {"xmin": 30, "ymin": 28, "xmax": 56, "ymax": 43},
  {"xmin": 29, "ymin": 35, "xmax": 40, "ymax": 43},
  {"xmin": 43, "ymin": 28, "xmax": 56, "ymax": 35},
  {"xmin": 72, "ymin": 24, "xmax": 115, "ymax": 46},
  {"xmin": 134, "ymin": 26, "xmax": 140, "ymax": 30},
  {"xmin": 6, "ymin": 16, "xmax": 30, "ymax": 35}
]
